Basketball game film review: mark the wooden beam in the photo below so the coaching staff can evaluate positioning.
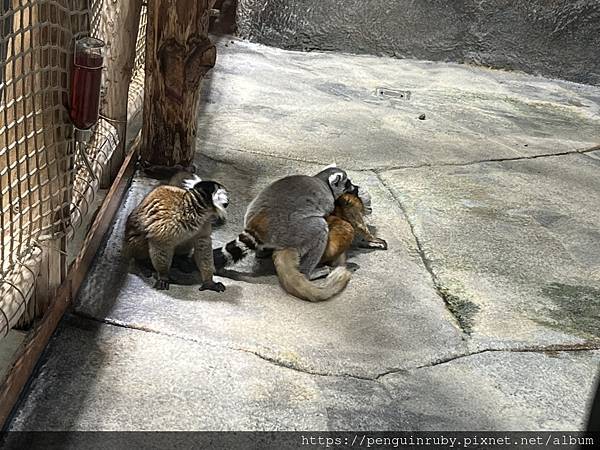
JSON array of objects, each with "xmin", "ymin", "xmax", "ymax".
[
  {"xmin": 140, "ymin": 0, "xmax": 217, "ymax": 169},
  {"xmin": 98, "ymin": 0, "xmax": 143, "ymax": 188},
  {"xmin": 0, "ymin": 143, "xmax": 139, "ymax": 428}
]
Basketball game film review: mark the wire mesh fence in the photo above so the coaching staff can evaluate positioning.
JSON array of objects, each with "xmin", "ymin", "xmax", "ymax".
[{"xmin": 0, "ymin": 0, "xmax": 146, "ymax": 336}]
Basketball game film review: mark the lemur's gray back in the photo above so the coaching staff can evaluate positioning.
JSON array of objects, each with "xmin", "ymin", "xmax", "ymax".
[
  {"xmin": 248, "ymin": 175, "xmax": 332, "ymax": 220},
  {"xmin": 243, "ymin": 175, "xmax": 334, "ymax": 249}
]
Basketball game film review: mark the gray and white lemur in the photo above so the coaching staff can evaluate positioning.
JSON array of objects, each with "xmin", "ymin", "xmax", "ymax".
[
  {"xmin": 213, "ymin": 167, "xmax": 359, "ymax": 301},
  {"xmin": 124, "ymin": 173, "xmax": 229, "ymax": 292}
]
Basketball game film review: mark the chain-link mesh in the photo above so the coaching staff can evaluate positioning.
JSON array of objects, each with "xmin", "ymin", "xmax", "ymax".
[{"xmin": 0, "ymin": 0, "xmax": 145, "ymax": 336}]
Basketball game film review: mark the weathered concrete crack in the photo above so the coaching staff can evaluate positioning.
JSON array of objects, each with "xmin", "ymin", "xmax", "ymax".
[
  {"xmin": 228, "ymin": 346, "xmax": 376, "ymax": 382},
  {"xmin": 412, "ymin": 350, "xmax": 490, "ymax": 371},
  {"xmin": 371, "ymin": 350, "xmax": 495, "ymax": 380},
  {"xmin": 70, "ymin": 312, "xmax": 378, "ymax": 382},
  {"xmin": 203, "ymin": 143, "xmax": 600, "ymax": 173},
  {"xmin": 411, "ymin": 343, "xmax": 600, "ymax": 371},
  {"xmin": 72, "ymin": 311, "xmax": 211, "ymax": 346},
  {"xmin": 375, "ymin": 343, "xmax": 600, "ymax": 380},
  {"xmin": 71, "ymin": 312, "xmax": 600, "ymax": 387},
  {"xmin": 372, "ymin": 144, "xmax": 600, "ymax": 173},
  {"xmin": 375, "ymin": 173, "xmax": 471, "ymax": 335},
  {"xmin": 500, "ymin": 342, "xmax": 600, "ymax": 354},
  {"xmin": 200, "ymin": 144, "xmax": 339, "ymax": 169}
]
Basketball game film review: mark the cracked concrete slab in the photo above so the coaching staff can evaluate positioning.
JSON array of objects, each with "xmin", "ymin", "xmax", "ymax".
[
  {"xmin": 9, "ymin": 317, "xmax": 599, "ymax": 431},
  {"xmin": 382, "ymin": 350, "xmax": 600, "ymax": 431},
  {"xmin": 197, "ymin": 39, "xmax": 600, "ymax": 171},
  {"xmin": 73, "ymin": 152, "xmax": 466, "ymax": 379},
  {"xmin": 9, "ymin": 316, "xmax": 404, "ymax": 431},
  {"xmin": 380, "ymin": 154, "xmax": 600, "ymax": 348}
]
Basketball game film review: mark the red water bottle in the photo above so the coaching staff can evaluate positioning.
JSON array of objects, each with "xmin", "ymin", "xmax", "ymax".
[{"xmin": 70, "ymin": 37, "xmax": 104, "ymax": 131}]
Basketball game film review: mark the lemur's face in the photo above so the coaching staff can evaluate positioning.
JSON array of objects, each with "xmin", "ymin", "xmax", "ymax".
[
  {"xmin": 211, "ymin": 183, "xmax": 230, "ymax": 218},
  {"xmin": 191, "ymin": 180, "xmax": 229, "ymax": 222},
  {"xmin": 323, "ymin": 168, "xmax": 358, "ymax": 199}
]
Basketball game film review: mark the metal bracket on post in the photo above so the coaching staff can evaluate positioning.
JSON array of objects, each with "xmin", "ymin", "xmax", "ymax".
[{"xmin": 74, "ymin": 128, "xmax": 97, "ymax": 181}]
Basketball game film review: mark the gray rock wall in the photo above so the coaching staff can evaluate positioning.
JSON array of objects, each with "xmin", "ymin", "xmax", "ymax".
[{"xmin": 236, "ymin": 0, "xmax": 600, "ymax": 85}]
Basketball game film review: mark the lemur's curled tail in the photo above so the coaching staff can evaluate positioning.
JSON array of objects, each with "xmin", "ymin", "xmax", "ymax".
[
  {"xmin": 213, "ymin": 230, "xmax": 261, "ymax": 269},
  {"xmin": 273, "ymin": 248, "xmax": 351, "ymax": 302}
]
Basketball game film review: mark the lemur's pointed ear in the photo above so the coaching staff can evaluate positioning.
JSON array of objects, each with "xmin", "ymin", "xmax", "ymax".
[
  {"xmin": 328, "ymin": 172, "xmax": 343, "ymax": 186},
  {"xmin": 182, "ymin": 174, "xmax": 202, "ymax": 190}
]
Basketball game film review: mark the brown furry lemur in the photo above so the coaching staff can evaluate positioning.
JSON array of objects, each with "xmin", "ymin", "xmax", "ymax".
[
  {"xmin": 124, "ymin": 173, "xmax": 229, "ymax": 292},
  {"xmin": 320, "ymin": 191, "xmax": 388, "ymax": 266}
]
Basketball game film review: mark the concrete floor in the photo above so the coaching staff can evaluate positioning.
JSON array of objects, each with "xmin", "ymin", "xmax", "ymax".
[{"xmin": 7, "ymin": 38, "xmax": 600, "ymax": 431}]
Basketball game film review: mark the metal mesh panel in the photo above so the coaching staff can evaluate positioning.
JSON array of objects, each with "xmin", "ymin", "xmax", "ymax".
[{"xmin": 0, "ymin": 0, "xmax": 135, "ymax": 336}]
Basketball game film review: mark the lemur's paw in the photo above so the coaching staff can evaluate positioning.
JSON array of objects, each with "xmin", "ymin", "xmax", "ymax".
[
  {"xmin": 154, "ymin": 279, "xmax": 170, "ymax": 290},
  {"xmin": 200, "ymin": 280, "xmax": 226, "ymax": 293}
]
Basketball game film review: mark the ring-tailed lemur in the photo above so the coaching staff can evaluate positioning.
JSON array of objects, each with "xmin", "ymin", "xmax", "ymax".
[
  {"xmin": 124, "ymin": 173, "xmax": 229, "ymax": 292},
  {"xmin": 213, "ymin": 167, "xmax": 359, "ymax": 301}
]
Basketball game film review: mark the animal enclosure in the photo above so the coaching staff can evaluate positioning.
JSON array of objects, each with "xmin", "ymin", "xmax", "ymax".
[{"xmin": 0, "ymin": 0, "xmax": 598, "ymax": 438}]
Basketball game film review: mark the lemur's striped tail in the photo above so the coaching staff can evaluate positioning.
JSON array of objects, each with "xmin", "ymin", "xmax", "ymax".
[{"xmin": 213, "ymin": 230, "xmax": 261, "ymax": 269}]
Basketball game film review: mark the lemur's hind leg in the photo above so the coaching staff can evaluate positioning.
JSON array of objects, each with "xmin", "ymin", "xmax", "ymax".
[
  {"xmin": 171, "ymin": 241, "xmax": 197, "ymax": 273},
  {"xmin": 296, "ymin": 219, "xmax": 329, "ymax": 280},
  {"xmin": 148, "ymin": 242, "xmax": 174, "ymax": 290},
  {"xmin": 194, "ymin": 223, "xmax": 225, "ymax": 292},
  {"xmin": 136, "ymin": 258, "xmax": 155, "ymax": 278}
]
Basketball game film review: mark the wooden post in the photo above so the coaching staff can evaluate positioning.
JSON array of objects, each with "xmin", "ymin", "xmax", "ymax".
[
  {"xmin": 98, "ymin": 0, "xmax": 143, "ymax": 188},
  {"xmin": 140, "ymin": 0, "xmax": 217, "ymax": 169}
]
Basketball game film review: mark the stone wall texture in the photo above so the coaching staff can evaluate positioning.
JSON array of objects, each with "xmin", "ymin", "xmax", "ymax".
[{"xmin": 236, "ymin": 0, "xmax": 600, "ymax": 85}]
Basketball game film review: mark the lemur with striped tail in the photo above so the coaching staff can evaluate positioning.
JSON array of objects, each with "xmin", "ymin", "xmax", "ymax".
[
  {"xmin": 124, "ymin": 173, "xmax": 229, "ymax": 292},
  {"xmin": 213, "ymin": 167, "xmax": 361, "ymax": 302}
]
